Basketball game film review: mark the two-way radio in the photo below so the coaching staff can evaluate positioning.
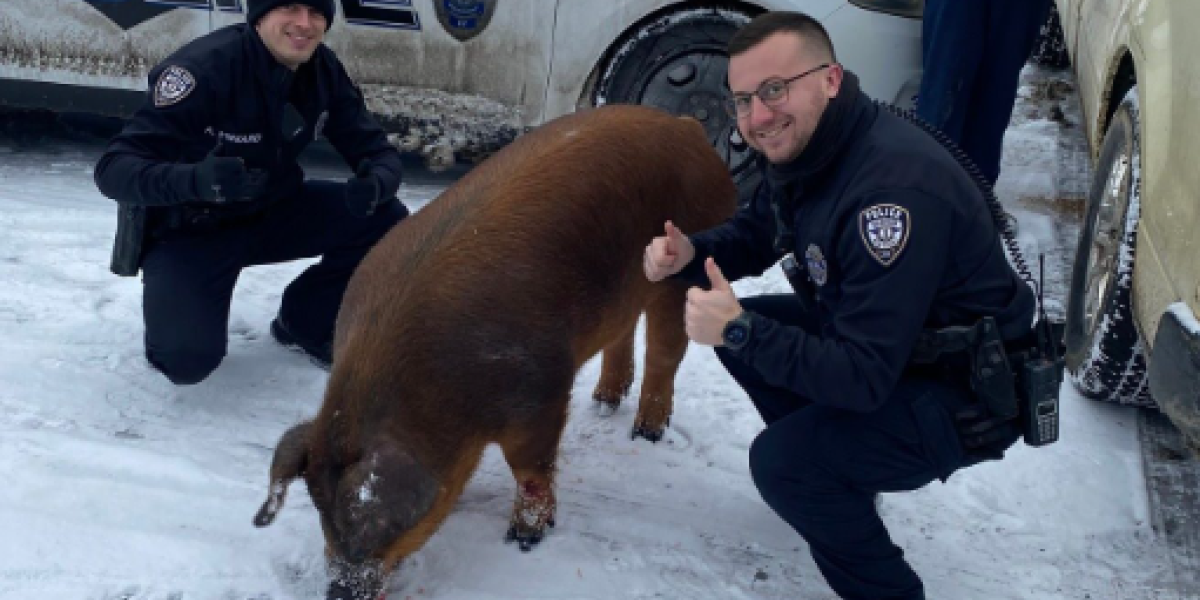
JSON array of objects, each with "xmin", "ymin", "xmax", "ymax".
[{"xmin": 1018, "ymin": 255, "xmax": 1063, "ymax": 446}]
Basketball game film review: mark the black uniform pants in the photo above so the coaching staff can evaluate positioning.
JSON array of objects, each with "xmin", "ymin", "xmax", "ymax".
[
  {"xmin": 917, "ymin": 0, "xmax": 1052, "ymax": 185},
  {"xmin": 141, "ymin": 180, "xmax": 405, "ymax": 384},
  {"xmin": 715, "ymin": 295, "xmax": 980, "ymax": 600}
]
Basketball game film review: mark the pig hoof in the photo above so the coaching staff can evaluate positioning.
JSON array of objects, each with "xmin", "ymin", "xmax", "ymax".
[
  {"xmin": 594, "ymin": 399, "xmax": 619, "ymax": 418},
  {"xmin": 631, "ymin": 425, "xmax": 664, "ymax": 443},
  {"xmin": 505, "ymin": 525, "xmax": 545, "ymax": 552}
]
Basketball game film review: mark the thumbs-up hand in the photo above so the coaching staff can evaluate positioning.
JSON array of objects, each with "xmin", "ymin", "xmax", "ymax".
[
  {"xmin": 193, "ymin": 142, "xmax": 248, "ymax": 203},
  {"xmin": 344, "ymin": 160, "xmax": 382, "ymax": 218},
  {"xmin": 685, "ymin": 258, "xmax": 743, "ymax": 346},
  {"xmin": 643, "ymin": 220, "xmax": 696, "ymax": 282}
]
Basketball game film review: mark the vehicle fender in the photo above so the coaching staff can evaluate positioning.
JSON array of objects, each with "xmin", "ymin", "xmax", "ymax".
[{"xmin": 1148, "ymin": 303, "xmax": 1200, "ymax": 450}]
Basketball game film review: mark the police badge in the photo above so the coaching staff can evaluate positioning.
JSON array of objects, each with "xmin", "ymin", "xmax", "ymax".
[
  {"xmin": 435, "ymin": 0, "xmax": 498, "ymax": 42},
  {"xmin": 804, "ymin": 243, "xmax": 828, "ymax": 286},
  {"xmin": 859, "ymin": 204, "xmax": 911, "ymax": 266},
  {"xmin": 153, "ymin": 65, "xmax": 196, "ymax": 108}
]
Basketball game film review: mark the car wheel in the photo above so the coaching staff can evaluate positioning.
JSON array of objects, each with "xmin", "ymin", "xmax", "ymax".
[
  {"xmin": 594, "ymin": 9, "xmax": 760, "ymax": 206},
  {"xmin": 1064, "ymin": 87, "xmax": 1155, "ymax": 407},
  {"xmin": 1030, "ymin": 4, "xmax": 1070, "ymax": 69}
]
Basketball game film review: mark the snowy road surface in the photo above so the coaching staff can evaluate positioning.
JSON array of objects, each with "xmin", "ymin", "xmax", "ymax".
[{"xmin": 0, "ymin": 67, "xmax": 1190, "ymax": 599}]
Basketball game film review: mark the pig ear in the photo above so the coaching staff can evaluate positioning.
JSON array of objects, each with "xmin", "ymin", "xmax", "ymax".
[
  {"xmin": 333, "ymin": 440, "xmax": 438, "ymax": 563},
  {"xmin": 253, "ymin": 421, "xmax": 312, "ymax": 528}
]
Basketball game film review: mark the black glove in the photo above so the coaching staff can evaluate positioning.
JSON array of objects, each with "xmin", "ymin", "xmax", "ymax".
[
  {"xmin": 954, "ymin": 404, "xmax": 1019, "ymax": 462},
  {"xmin": 193, "ymin": 143, "xmax": 249, "ymax": 203},
  {"xmin": 344, "ymin": 161, "xmax": 382, "ymax": 218}
]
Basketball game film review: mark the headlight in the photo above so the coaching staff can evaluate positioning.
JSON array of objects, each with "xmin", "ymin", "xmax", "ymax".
[{"xmin": 848, "ymin": 0, "xmax": 924, "ymax": 18}]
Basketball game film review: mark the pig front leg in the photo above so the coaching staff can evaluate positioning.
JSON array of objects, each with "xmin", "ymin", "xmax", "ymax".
[
  {"xmin": 505, "ymin": 478, "xmax": 557, "ymax": 551},
  {"xmin": 497, "ymin": 405, "xmax": 567, "ymax": 551}
]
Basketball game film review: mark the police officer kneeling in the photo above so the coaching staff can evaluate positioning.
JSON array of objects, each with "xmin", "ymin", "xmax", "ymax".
[
  {"xmin": 645, "ymin": 12, "xmax": 1043, "ymax": 600},
  {"xmin": 95, "ymin": 0, "xmax": 408, "ymax": 384}
]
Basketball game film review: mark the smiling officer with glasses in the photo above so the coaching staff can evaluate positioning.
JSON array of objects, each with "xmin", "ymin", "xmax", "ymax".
[
  {"xmin": 644, "ymin": 11, "xmax": 1035, "ymax": 600},
  {"xmin": 724, "ymin": 62, "xmax": 830, "ymax": 118}
]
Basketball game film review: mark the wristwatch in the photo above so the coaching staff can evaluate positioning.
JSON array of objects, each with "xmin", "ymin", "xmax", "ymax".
[{"xmin": 721, "ymin": 311, "xmax": 754, "ymax": 353}]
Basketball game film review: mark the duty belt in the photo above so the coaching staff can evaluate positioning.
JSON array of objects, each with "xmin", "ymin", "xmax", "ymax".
[{"xmin": 909, "ymin": 316, "xmax": 1022, "ymax": 420}]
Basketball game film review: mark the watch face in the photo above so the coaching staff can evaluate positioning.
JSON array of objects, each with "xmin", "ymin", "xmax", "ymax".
[{"xmin": 724, "ymin": 324, "xmax": 747, "ymax": 345}]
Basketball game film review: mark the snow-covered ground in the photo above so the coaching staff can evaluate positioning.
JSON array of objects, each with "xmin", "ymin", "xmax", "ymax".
[{"xmin": 0, "ymin": 66, "xmax": 1189, "ymax": 600}]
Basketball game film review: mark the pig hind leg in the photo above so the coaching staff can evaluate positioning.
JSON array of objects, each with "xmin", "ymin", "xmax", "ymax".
[
  {"xmin": 632, "ymin": 285, "xmax": 688, "ymax": 442},
  {"xmin": 591, "ymin": 322, "xmax": 636, "ymax": 417}
]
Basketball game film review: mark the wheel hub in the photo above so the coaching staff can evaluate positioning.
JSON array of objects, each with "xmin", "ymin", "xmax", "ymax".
[
  {"xmin": 637, "ymin": 48, "xmax": 751, "ymax": 167},
  {"xmin": 1083, "ymin": 151, "xmax": 1131, "ymax": 335}
]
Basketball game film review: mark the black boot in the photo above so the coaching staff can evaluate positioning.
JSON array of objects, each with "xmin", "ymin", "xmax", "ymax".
[{"xmin": 270, "ymin": 316, "xmax": 332, "ymax": 370}]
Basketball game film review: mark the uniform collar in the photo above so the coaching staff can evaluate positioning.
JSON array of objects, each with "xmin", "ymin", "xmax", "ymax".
[
  {"xmin": 765, "ymin": 71, "xmax": 875, "ymax": 192},
  {"xmin": 242, "ymin": 23, "xmax": 307, "ymax": 98}
]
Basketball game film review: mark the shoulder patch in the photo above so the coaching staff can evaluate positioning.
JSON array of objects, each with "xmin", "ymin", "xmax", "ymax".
[
  {"xmin": 153, "ymin": 66, "xmax": 197, "ymax": 108},
  {"xmin": 858, "ymin": 203, "xmax": 910, "ymax": 266}
]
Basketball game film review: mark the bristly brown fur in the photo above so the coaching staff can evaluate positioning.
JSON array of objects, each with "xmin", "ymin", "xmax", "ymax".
[{"xmin": 256, "ymin": 104, "xmax": 737, "ymax": 598}]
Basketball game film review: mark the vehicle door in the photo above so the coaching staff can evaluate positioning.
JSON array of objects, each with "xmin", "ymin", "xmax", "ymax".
[
  {"xmin": 0, "ymin": 0, "xmax": 214, "ymax": 111},
  {"xmin": 1134, "ymin": 3, "xmax": 1200, "ymax": 342}
]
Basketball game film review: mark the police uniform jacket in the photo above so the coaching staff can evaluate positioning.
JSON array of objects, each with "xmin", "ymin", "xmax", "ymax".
[
  {"xmin": 94, "ymin": 23, "xmax": 403, "ymax": 224},
  {"xmin": 680, "ymin": 72, "xmax": 1036, "ymax": 413}
]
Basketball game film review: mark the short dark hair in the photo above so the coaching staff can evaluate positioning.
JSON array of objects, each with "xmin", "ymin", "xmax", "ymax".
[{"xmin": 728, "ymin": 11, "xmax": 837, "ymax": 62}]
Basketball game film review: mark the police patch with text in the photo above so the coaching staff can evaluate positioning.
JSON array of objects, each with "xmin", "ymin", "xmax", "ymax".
[
  {"xmin": 858, "ymin": 204, "xmax": 911, "ymax": 266},
  {"xmin": 153, "ymin": 65, "xmax": 196, "ymax": 108}
]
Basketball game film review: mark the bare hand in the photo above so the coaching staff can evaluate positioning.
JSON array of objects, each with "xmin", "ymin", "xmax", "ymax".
[
  {"xmin": 685, "ymin": 258, "xmax": 743, "ymax": 346},
  {"xmin": 643, "ymin": 220, "xmax": 695, "ymax": 282}
]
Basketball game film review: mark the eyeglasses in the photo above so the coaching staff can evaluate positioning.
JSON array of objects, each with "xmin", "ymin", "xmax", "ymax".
[{"xmin": 725, "ymin": 63, "xmax": 831, "ymax": 118}]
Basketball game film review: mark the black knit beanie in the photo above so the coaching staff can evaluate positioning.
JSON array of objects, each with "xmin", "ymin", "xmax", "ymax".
[{"xmin": 246, "ymin": 0, "xmax": 335, "ymax": 30}]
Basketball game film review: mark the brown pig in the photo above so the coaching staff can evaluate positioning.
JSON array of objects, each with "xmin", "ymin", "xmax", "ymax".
[{"xmin": 253, "ymin": 104, "xmax": 737, "ymax": 599}]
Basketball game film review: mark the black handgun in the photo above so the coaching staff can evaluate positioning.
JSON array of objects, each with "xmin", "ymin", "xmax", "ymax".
[
  {"xmin": 970, "ymin": 317, "xmax": 1019, "ymax": 420},
  {"xmin": 109, "ymin": 203, "xmax": 146, "ymax": 276}
]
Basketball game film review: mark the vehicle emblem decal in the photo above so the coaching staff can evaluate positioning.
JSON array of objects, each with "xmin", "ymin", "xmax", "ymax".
[
  {"xmin": 434, "ymin": 0, "xmax": 497, "ymax": 42},
  {"xmin": 805, "ymin": 244, "xmax": 828, "ymax": 286},
  {"xmin": 153, "ymin": 65, "xmax": 197, "ymax": 108},
  {"xmin": 859, "ymin": 203, "xmax": 910, "ymax": 267}
]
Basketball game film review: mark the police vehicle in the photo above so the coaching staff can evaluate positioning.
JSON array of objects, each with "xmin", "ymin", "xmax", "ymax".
[{"xmin": 0, "ymin": 0, "xmax": 922, "ymax": 174}]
